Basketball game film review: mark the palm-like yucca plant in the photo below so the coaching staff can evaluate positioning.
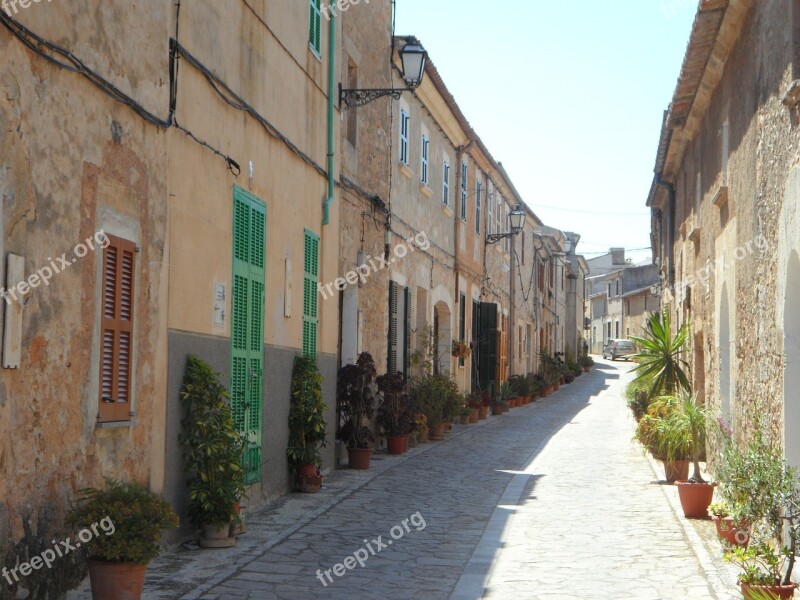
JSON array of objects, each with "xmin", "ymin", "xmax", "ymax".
[
  {"xmin": 659, "ymin": 391, "xmax": 707, "ymax": 482},
  {"xmin": 630, "ymin": 310, "xmax": 691, "ymax": 399}
]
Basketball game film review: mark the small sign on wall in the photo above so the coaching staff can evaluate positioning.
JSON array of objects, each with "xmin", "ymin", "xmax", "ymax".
[{"xmin": 3, "ymin": 254, "xmax": 25, "ymax": 369}]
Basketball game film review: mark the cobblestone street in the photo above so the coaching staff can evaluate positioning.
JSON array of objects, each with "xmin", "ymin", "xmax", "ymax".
[{"xmin": 70, "ymin": 360, "xmax": 735, "ymax": 600}]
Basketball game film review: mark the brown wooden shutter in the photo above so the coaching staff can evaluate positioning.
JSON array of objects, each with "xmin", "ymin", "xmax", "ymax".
[{"xmin": 98, "ymin": 234, "xmax": 136, "ymax": 422}]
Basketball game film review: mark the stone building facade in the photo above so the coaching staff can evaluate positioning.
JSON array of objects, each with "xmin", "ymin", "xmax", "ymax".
[{"xmin": 647, "ymin": 0, "xmax": 800, "ymax": 464}]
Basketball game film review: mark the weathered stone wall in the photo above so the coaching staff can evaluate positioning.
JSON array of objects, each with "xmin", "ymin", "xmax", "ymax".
[
  {"xmin": 664, "ymin": 0, "xmax": 800, "ymax": 468},
  {"xmin": 0, "ymin": 2, "xmax": 171, "ymax": 597}
]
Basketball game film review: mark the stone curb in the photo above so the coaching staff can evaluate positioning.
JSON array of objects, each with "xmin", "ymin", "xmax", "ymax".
[{"xmin": 643, "ymin": 452, "xmax": 739, "ymax": 600}]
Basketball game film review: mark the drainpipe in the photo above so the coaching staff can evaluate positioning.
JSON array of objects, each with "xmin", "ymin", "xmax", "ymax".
[{"xmin": 322, "ymin": 12, "xmax": 336, "ymax": 226}]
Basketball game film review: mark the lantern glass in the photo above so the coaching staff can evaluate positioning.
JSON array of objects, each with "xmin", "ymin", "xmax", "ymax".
[
  {"xmin": 509, "ymin": 205, "xmax": 525, "ymax": 234},
  {"xmin": 401, "ymin": 39, "xmax": 427, "ymax": 87}
]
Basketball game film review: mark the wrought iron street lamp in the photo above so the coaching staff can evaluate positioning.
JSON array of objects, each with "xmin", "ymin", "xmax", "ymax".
[
  {"xmin": 486, "ymin": 204, "xmax": 526, "ymax": 244},
  {"xmin": 339, "ymin": 37, "xmax": 428, "ymax": 108}
]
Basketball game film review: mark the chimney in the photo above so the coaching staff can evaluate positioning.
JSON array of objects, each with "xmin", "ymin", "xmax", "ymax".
[{"xmin": 610, "ymin": 247, "xmax": 625, "ymax": 265}]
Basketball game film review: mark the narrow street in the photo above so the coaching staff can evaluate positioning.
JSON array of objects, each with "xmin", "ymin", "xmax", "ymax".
[{"xmin": 74, "ymin": 361, "xmax": 728, "ymax": 600}]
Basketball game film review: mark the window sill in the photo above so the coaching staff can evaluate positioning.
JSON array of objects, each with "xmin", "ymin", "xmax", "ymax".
[
  {"xmin": 688, "ymin": 226, "xmax": 701, "ymax": 244},
  {"xmin": 309, "ymin": 46, "xmax": 322, "ymax": 62},
  {"xmin": 96, "ymin": 417, "xmax": 138, "ymax": 430},
  {"xmin": 442, "ymin": 204, "xmax": 454, "ymax": 218},
  {"xmin": 419, "ymin": 183, "xmax": 433, "ymax": 198},
  {"xmin": 712, "ymin": 185, "xmax": 728, "ymax": 209},
  {"xmin": 399, "ymin": 163, "xmax": 413, "ymax": 179}
]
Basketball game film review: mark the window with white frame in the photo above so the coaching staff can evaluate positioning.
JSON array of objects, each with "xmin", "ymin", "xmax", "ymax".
[
  {"xmin": 503, "ymin": 205, "xmax": 510, "ymax": 252},
  {"xmin": 487, "ymin": 181, "xmax": 494, "ymax": 234},
  {"xmin": 460, "ymin": 162, "xmax": 468, "ymax": 221},
  {"xmin": 443, "ymin": 161, "xmax": 450, "ymax": 205},
  {"xmin": 475, "ymin": 178, "xmax": 482, "ymax": 235},
  {"xmin": 400, "ymin": 109, "xmax": 410, "ymax": 165},
  {"xmin": 421, "ymin": 135, "xmax": 429, "ymax": 184},
  {"xmin": 495, "ymin": 193, "xmax": 502, "ymax": 238}
]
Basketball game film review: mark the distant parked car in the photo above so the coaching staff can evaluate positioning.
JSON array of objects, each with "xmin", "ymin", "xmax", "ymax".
[{"xmin": 602, "ymin": 339, "xmax": 636, "ymax": 361}]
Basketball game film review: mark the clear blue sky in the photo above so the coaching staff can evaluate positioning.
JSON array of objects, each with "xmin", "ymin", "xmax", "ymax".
[{"xmin": 395, "ymin": 0, "xmax": 696, "ymax": 264}]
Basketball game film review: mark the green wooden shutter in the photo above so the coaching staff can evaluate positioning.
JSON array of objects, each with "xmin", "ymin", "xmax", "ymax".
[
  {"xmin": 388, "ymin": 281, "xmax": 398, "ymax": 374},
  {"xmin": 478, "ymin": 302, "xmax": 498, "ymax": 396},
  {"xmin": 309, "ymin": 0, "xmax": 321, "ymax": 56},
  {"xmin": 232, "ymin": 187, "xmax": 266, "ymax": 484},
  {"xmin": 403, "ymin": 286, "xmax": 410, "ymax": 381},
  {"xmin": 303, "ymin": 229, "xmax": 319, "ymax": 357}
]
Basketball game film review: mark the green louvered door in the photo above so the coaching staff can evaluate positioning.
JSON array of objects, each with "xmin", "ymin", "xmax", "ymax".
[
  {"xmin": 303, "ymin": 229, "xmax": 319, "ymax": 357},
  {"xmin": 231, "ymin": 187, "xmax": 266, "ymax": 484}
]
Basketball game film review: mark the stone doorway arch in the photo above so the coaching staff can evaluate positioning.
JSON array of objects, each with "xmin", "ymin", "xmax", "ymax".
[
  {"xmin": 785, "ymin": 251, "xmax": 800, "ymax": 467},
  {"xmin": 433, "ymin": 301, "xmax": 452, "ymax": 376}
]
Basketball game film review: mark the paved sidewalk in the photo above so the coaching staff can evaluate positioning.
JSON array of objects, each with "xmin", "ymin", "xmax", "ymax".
[{"xmin": 68, "ymin": 359, "xmax": 736, "ymax": 599}]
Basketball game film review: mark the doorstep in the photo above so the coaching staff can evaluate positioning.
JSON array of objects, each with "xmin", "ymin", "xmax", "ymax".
[{"xmin": 644, "ymin": 453, "xmax": 741, "ymax": 600}]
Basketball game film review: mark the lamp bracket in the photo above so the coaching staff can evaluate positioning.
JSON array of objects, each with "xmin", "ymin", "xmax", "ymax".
[{"xmin": 340, "ymin": 85, "xmax": 407, "ymax": 108}]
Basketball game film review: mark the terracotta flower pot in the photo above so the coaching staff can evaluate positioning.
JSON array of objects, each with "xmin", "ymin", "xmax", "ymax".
[
  {"xmin": 347, "ymin": 447, "xmax": 372, "ymax": 469},
  {"xmin": 469, "ymin": 409, "xmax": 479, "ymax": 423},
  {"xmin": 675, "ymin": 481, "xmax": 716, "ymax": 518},
  {"xmin": 713, "ymin": 516, "xmax": 750, "ymax": 547},
  {"xmin": 663, "ymin": 459, "xmax": 689, "ymax": 483},
  {"xmin": 429, "ymin": 422, "xmax": 446, "ymax": 441},
  {"xmin": 387, "ymin": 436, "xmax": 404, "ymax": 455},
  {"xmin": 418, "ymin": 427, "xmax": 429, "ymax": 443},
  {"xmin": 88, "ymin": 561, "xmax": 148, "ymax": 600},
  {"xmin": 584, "ymin": 366, "xmax": 591, "ymax": 372},
  {"xmin": 296, "ymin": 464, "xmax": 317, "ymax": 477},
  {"xmin": 740, "ymin": 582, "xmax": 797, "ymax": 600},
  {"xmin": 492, "ymin": 405, "xmax": 503, "ymax": 416},
  {"xmin": 200, "ymin": 523, "xmax": 236, "ymax": 548},
  {"xmin": 479, "ymin": 406, "xmax": 489, "ymax": 420},
  {"xmin": 297, "ymin": 472, "xmax": 322, "ymax": 493}
]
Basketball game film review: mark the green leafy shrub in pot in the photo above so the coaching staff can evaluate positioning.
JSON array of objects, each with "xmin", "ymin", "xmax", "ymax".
[
  {"xmin": 410, "ymin": 373, "xmax": 459, "ymax": 429},
  {"xmin": 287, "ymin": 356, "xmax": 328, "ymax": 469},
  {"xmin": 179, "ymin": 355, "xmax": 246, "ymax": 528},
  {"xmin": 657, "ymin": 392, "xmax": 706, "ymax": 480},
  {"xmin": 67, "ymin": 480, "xmax": 178, "ymax": 564},
  {"xmin": 377, "ymin": 372, "xmax": 414, "ymax": 437},
  {"xmin": 337, "ymin": 352, "xmax": 377, "ymax": 449}
]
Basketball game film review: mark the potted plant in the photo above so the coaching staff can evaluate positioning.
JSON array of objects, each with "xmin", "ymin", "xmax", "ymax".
[
  {"xmin": 377, "ymin": 372, "xmax": 413, "ymax": 455},
  {"xmin": 286, "ymin": 356, "xmax": 328, "ymax": 492},
  {"xmin": 337, "ymin": 352, "xmax": 378, "ymax": 469},
  {"xmin": 659, "ymin": 392, "xmax": 714, "ymax": 518},
  {"xmin": 580, "ymin": 354, "xmax": 594, "ymax": 372},
  {"xmin": 709, "ymin": 501, "xmax": 750, "ymax": 547},
  {"xmin": 492, "ymin": 381, "xmax": 516, "ymax": 415},
  {"xmin": 717, "ymin": 421, "xmax": 800, "ymax": 596},
  {"xmin": 726, "ymin": 544, "xmax": 798, "ymax": 599},
  {"xmin": 410, "ymin": 373, "xmax": 458, "ymax": 440},
  {"xmin": 451, "ymin": 339, "xmax": 471, "ymax": 359},
  {"xmin": 415, "ymin": 413, "xmax": 429, "ymax": 443},
  {"xmin": 633, "ymin": 395, "xmax": 689, "ymax": 482},
  {"xmin": 67, "ymin": 480, "xmax": 178, "ymax": 600},
  {"xmin": 179, "ymin": 356, "xmax": 246, "ymax": 548},
  {"xmin": 509, "ymin": 374, "xmax": 529, "ymax": 405},
  {"xmin": 630, "ymin": 310, "xmax": 692, "ymax": 400}
]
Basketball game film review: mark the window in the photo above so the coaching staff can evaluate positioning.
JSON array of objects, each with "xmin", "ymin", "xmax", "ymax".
[
  {"xmin": 475, "ymin": 179, "xmax": 482, "ymax": 235},
  {"xmin": 400, "ymin": 110, "xmax": 410, "ymax": 165},
  {"xmin": 99, "ymin": 234, "xmax": 137, "ymax": 423},
  {"xmin": 303, "ymin": 230, "xmax": 320, "ymax": 356},
  {"xmin": 309, "ymin": 0, "xmax": 322, "ymax": 57},
  {"xmin": 722, "ymin": 119, "xmax": 730, "ymax": 186},
  {"xmin": 504, "ymin": 205, "xmax": 510, "ymax": 252},
  {"xmin": 442, "ymin": 161, "xmax": 450, "ymax": 205},
  {"xmin": 607, "ymin": 283, "xmax": 612, "ymax": 297},
  {"xmin": 488, "ymin": 182, "xmax": 494, "ymax": 234},
  {"xmin": 421, "ymin": 135, "xmax": 429, "ymax": 185},
  {"xmin": 346, "ymin": 60, "xmax": 358, "ymax": 145},
  {"xmin": 607, "ymin": 321, "xmax": 611, "ymax": 341},
  {"xmin": 616, "ymin": 280, "xmax": 620, "ymax": 296},
  {"xmin": 615, "ymin": 321, "xmax": 620, "ymax": 339},
  {"xmin": 460, "ymin": 162, "xmax": 468, "ymax": 220},
  {"xmin": 459, "ymin": 292, "xmax": 466, "ymax": 367}
]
